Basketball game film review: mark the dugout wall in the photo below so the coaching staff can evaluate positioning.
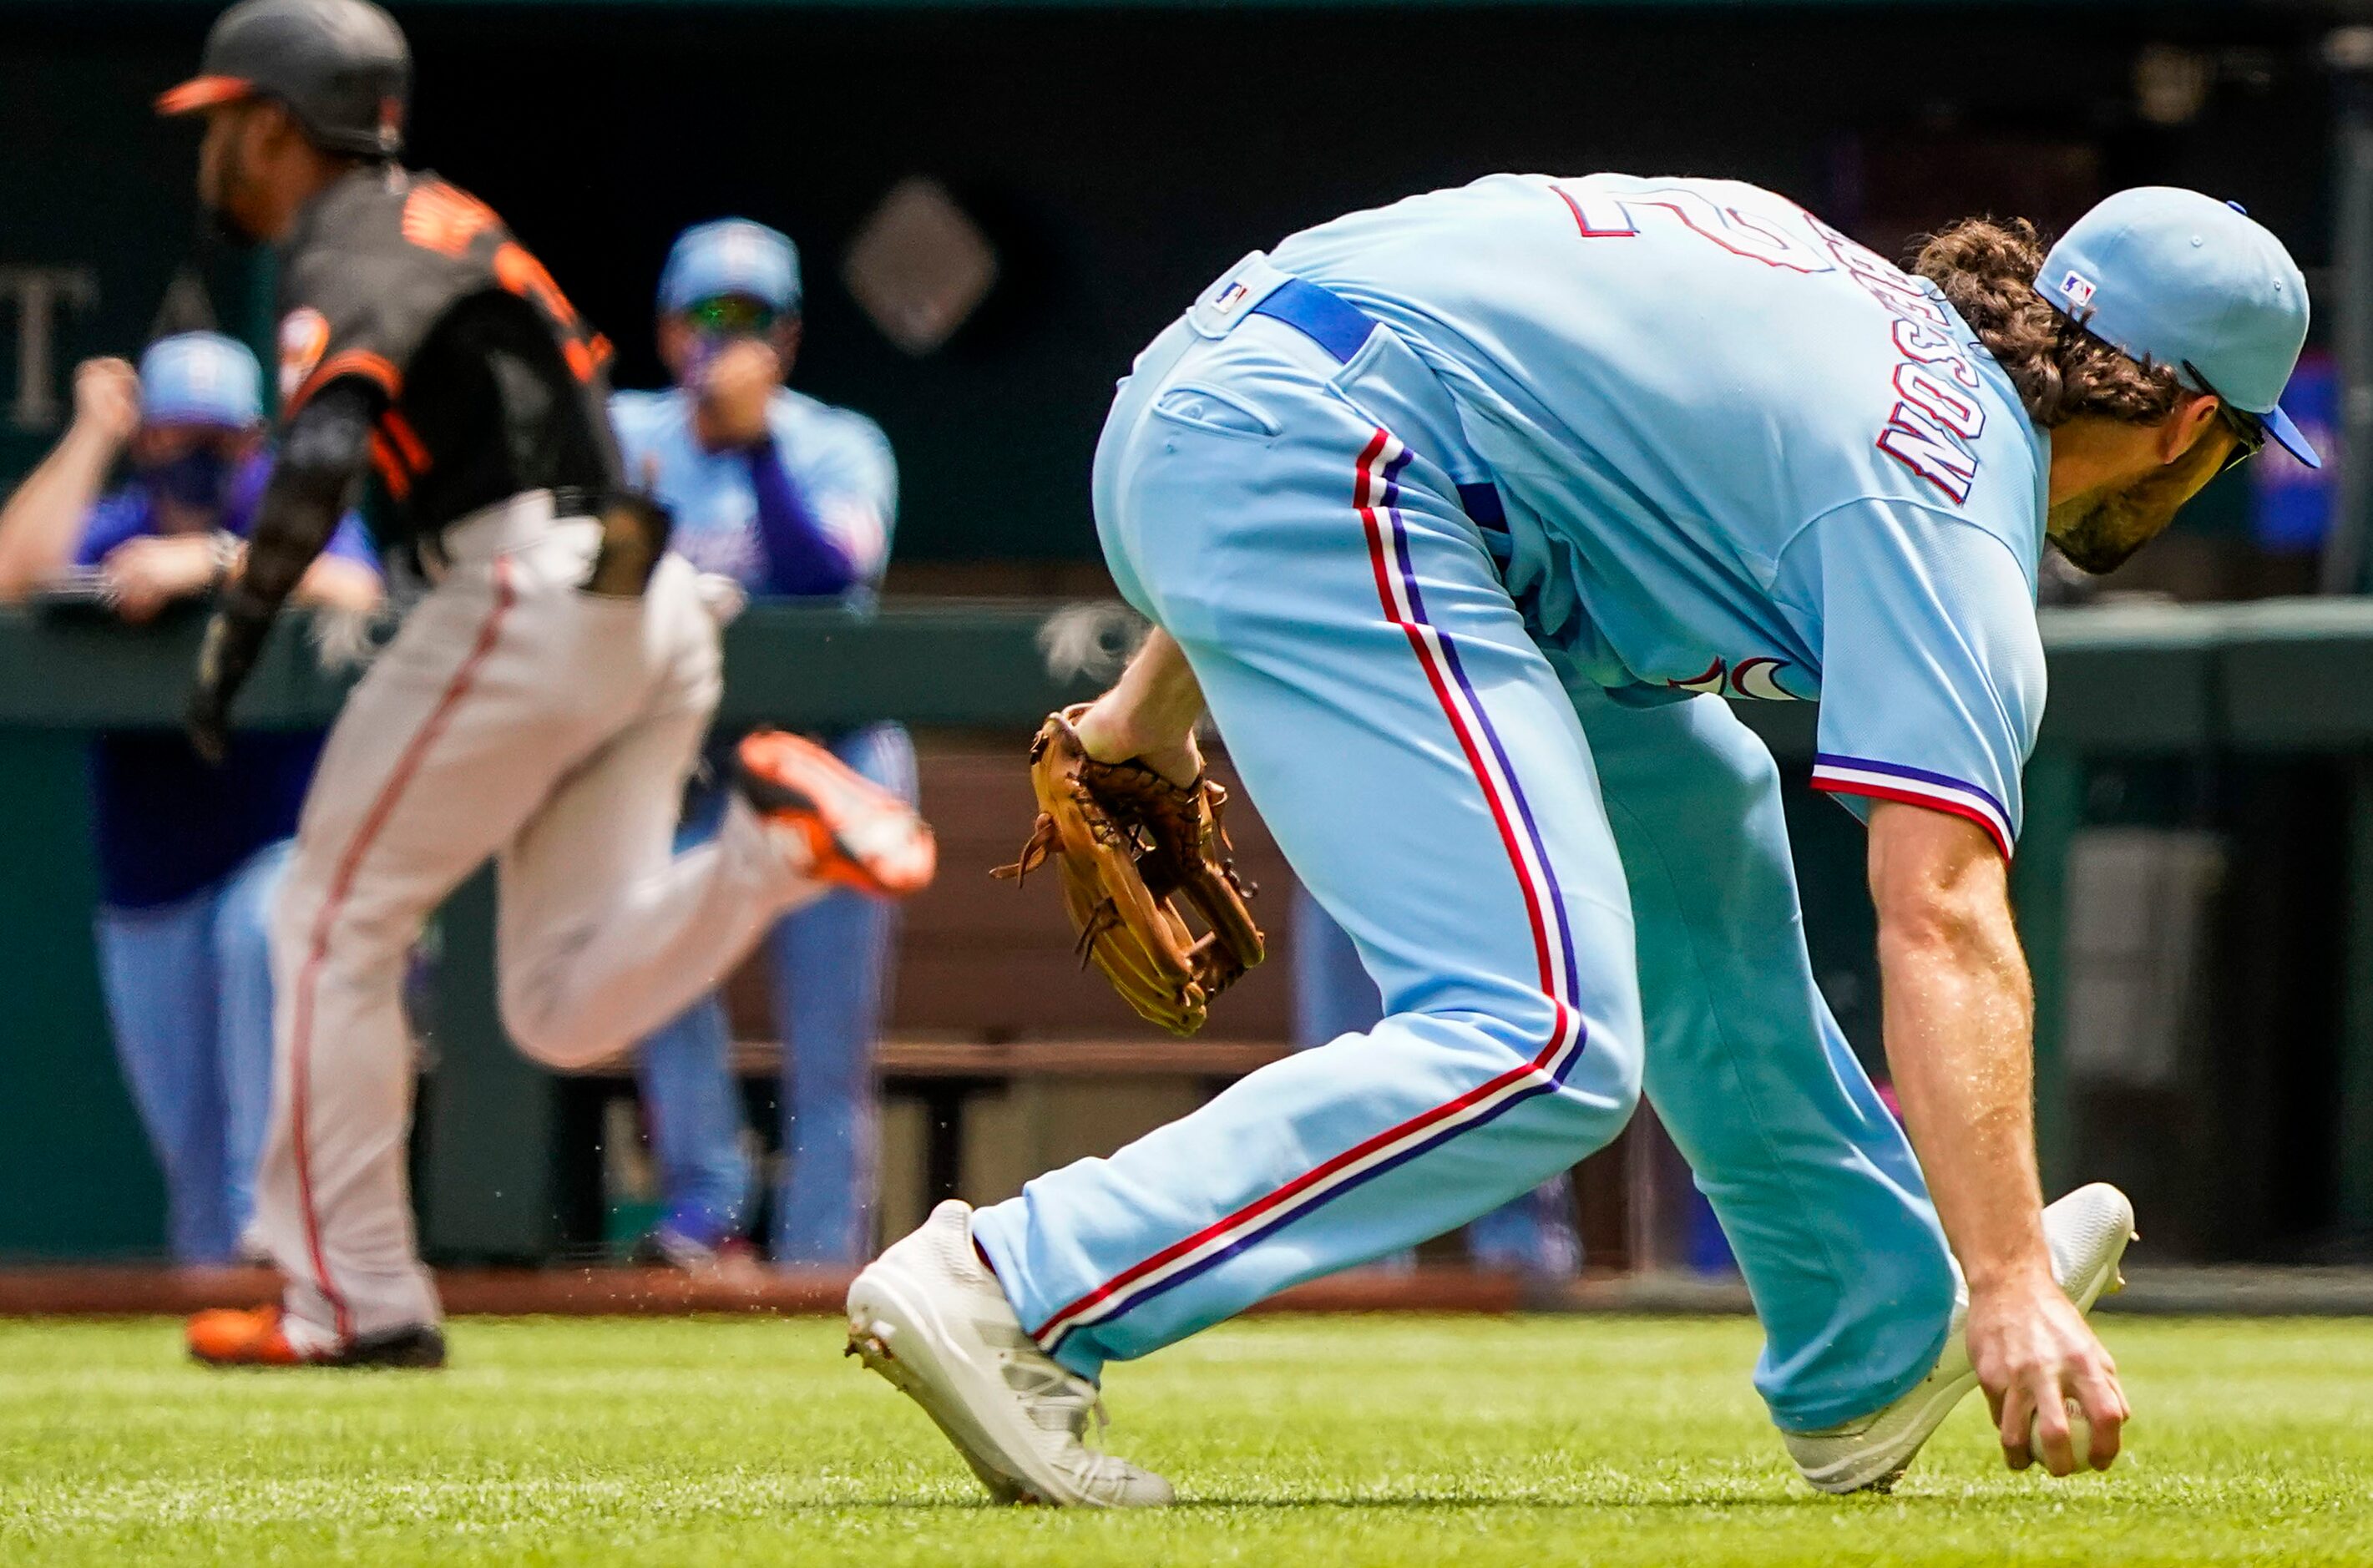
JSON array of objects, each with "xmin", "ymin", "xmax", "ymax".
[{"xmin": 0, "ymin": 1, "xmax": 2325, "ymax": 564}]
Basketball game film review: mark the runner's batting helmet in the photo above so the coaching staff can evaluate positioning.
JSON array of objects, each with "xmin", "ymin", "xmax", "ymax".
[{"xmin": 156, "ymin": 0, "xmax": 411, "ymax": 159}]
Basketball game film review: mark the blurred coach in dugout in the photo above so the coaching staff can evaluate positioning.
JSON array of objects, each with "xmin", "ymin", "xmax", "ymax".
[
  {"xmin": 0, "ymin": 333, "xmax": 380, "ymax": 1263},
  {"xmin": 611, "ymin": 219, "xmax": 912, "ymax": 1267}
]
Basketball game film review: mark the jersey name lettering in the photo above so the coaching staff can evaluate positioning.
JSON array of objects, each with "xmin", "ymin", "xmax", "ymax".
[
  {"xmin": 1805, "ymin": 214, "xmax": 1954, "ymax": 328},
  {"xmin": 1874, "ymin": 311, "xmax": 1987, "ymax": 503},
  {"xmin": 1551, "ymin": 180, "xmax": 1997, "ymax": 505}
]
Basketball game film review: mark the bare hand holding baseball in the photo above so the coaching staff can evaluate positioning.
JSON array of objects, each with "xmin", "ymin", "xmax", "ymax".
[{"xmin": 1968, "ymin": 1270, "xmax": 2128, "ymax": 1476}]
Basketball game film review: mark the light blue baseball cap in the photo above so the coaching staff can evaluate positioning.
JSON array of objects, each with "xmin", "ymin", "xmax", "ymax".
[
  {"xmin": 138, "ymin": 331, "xmax": 263, "ymax": 430},
  {"xmin": 658, "ymin": 219, "xmax": 802, "ymax": 315},
  {"xmin": 2033, "ymin": 187, "xmax": 2318, "ymax": 468}
]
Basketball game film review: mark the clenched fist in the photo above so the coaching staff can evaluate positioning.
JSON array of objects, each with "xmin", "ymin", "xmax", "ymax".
[
  {"xmin": 691, "ymin": 338, "xmax": 780, "ymax": 452},
  {"xmin": 73, "ymin": 357, "xmax": 142, "ymax": 450}
]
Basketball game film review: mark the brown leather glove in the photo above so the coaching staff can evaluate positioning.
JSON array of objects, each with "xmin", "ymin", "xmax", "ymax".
[{"xmin": 995, "ymin": 706, "xmax": 1264, "ymax": 1035}]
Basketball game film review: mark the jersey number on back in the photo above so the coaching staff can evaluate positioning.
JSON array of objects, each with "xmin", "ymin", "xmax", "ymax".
[
  {"xmin": 401, "ymin": 181, "xmax": 612, "ymax": 385},
  {"xmin": 492, "ymin": 243, "xmax": 610, "ymax": 382},
  {"xmin": 1554, "ymin": 182, "xmax": 1991, "ymax": 506},
  {"xmin": 1552, "ymin": 183, "xmax": 1834, "ymax": 274}
]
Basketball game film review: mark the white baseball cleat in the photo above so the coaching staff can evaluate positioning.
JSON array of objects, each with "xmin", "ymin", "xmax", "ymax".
[
  {"xmin": 1784, "ymin": 1181, "xmax": 2137, "ymax": 1495},
  {"xmin": 846, "ymin": 1200, "xmax": 1176, "ymax": 1508}
]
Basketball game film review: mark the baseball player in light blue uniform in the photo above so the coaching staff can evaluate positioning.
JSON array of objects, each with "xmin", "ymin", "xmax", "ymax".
[
  {"xmin": 612, "ymin": 220, "xmax": 912, "ymax": 1266},
  {"xmin": 850, "ymin": 179, "xmax": 2311, "ymax": 1505}
]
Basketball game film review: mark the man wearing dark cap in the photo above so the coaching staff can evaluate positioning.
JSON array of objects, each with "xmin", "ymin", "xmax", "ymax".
[{"xmin": 157, "ymin": 0, "xmax": 937, "ymax": 1368}]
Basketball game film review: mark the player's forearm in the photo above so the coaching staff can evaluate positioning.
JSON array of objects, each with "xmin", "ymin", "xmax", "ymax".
[
  {"xmin": 0, "ymin": 424, "xmax": 115, "ymax": 598},
  {"xmin": 1073, "ymin": 627, "xmax": 1207, "ymax": 786},
  {"xmin": 193, "ymin": 386, "xmax": 374, "ymax": 741},
  {"xmin": 291, "ymin": 554, "xmax": 384, "ymax": 614},
  {"xmin": 1870, "ymin": 805, "xmax": 2051, "ymax": 1293},
  {"xmin": 239, "ymin": 412, "xmax": 368, "ymax": 612}
]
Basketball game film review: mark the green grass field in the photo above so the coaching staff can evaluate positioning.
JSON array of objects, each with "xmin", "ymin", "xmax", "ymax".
[{"xmin": 3, "ymin": 1314, "xmax": 2370, "ymax": 1566}]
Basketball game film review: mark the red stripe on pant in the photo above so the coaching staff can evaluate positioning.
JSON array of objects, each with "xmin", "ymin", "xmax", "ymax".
[
  {"xmin": 287, "ymin": 558, "xmax": 515, "ymax": 1342},
  {"xmin": 1026, "ymin": 430, "xmax": 1574, "ymax": 1348},
  {"xmin": 1355, "ymin": 431, "xmax": 1565, "ymax": 1009}
]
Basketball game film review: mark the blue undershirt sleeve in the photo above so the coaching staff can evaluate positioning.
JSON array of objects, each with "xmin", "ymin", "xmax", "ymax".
[{"xmin": 745, "ymin": 434, "xmax": 860, "ymax": 596}]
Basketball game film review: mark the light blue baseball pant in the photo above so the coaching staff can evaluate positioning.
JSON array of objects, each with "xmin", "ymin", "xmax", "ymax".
[
  {"xmin": 634, "ymin": 721, "xmax": 915, "ymax": 1263},
  {"xmin": 970, "ymin": 310, "xmax": 1954, "ymax": 1432},
  {"xmin": 1293, "ymin": 883, "xmax": 1581, "ymax": 1277},
  {"xmin": 93, "ymin": 838, "xmax": 291, "ymax": 1265}
]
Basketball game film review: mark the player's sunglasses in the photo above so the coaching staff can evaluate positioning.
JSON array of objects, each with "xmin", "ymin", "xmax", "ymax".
[
  {"xmin": 2182, "ymin": 362, "xmax": 2269, "ymax": 477},
  {"xmin": 684, "ymin": 296, "xmax": 779, "ymax": 338}
]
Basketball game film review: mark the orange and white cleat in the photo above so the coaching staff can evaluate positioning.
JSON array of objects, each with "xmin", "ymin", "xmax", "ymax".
[
  {"xmin": 736, "ymin": 729, "xmax": 937, "ymax": 897},
  {"xmin": 186, "ymin": 1305, "xmax": 447, "ymax": 1369}
]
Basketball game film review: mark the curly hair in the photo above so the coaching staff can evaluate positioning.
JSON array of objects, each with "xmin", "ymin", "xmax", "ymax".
[{"xmin": 1911, "ymin": 216, "xmax": 2184, "ymax": 428}]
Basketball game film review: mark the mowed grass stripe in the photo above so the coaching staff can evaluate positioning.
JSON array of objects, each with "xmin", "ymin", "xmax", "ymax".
[{"xmin": 2, "ymin": 1315, "xmax": 2369, "ymax": 1566}]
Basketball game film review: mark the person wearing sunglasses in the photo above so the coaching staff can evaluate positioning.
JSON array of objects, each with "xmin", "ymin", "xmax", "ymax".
[
  {"xmin": 610, "ymin": 218, "xmax": 910, "ymax": 1272},
  {"xmin": 0, "ymin": 331, "xmax": 380, "ymax": 1267}
]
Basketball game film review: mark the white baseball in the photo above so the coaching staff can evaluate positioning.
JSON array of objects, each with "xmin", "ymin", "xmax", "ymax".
[{"xmin": 2028, "ymin": 1396, "xmax": 2094, "ymax": 1471}]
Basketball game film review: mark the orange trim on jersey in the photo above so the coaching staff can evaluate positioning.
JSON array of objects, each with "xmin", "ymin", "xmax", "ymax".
[
  {"xmin": 156, "ymin": 75, "xmax": 252, "ymax": 114},
  {"xmin": 286, "ymin": 350, "xmax": 402, "ymax": 417},
  {"xmin": 379, "ymin": 407, "xmax": 431, "ymax": 472},
  {"xmin": 401, "ymin": 181, "xmax": 500, "ymax": 258},
  {"xmin": 493, "ymin": 241, "xmax": 590, "ymax": 331},
  {"xmin": 369, "ymin": 433, "xmax": 413, "ymax": 500},
  {"xmin": 560, "ymin": 332, "xmax": 615, "ymax": 384}
]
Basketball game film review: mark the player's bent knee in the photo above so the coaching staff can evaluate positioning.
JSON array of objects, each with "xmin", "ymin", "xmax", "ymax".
[
  {"xmin": 495, "ymin": 970, "xmax": 645, "ymax": 1072},
  {"xmin": 1573, "ymin": 1037, "xmax": 1645, "ymax": 1130},
  {"xmin": 1432, "ymin": 980, "xmax": 1644, "ymax": 1130},
  {"xmin": 503, "ymin": 1022, "xmax": 616, "ymax": 1073},
  {"xmin": 497, "ymin": 997, "xmax": 619, "ymax": 1072}
]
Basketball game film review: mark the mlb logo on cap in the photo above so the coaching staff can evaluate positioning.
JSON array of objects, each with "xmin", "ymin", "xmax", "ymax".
[{"xmin": 2060, "ymin": 271, "xmax": 2097, "ymax": 309}]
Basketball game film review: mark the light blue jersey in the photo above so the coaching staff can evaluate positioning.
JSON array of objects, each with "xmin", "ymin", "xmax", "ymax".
[
  {"xmin": 944, "ymin": 173, "xmax": 2302, "ymax": 1474},
  {"xmin": 610, "ymin": 387, "xmax": 897, "ymax": 590},
  {"xmin": 972, "ymin": 172, "xmax": 1974, "ymax": 1425},
  {"xmin": 1267, "ymin": 173, "xmax": 2047, "ymax": 854}
]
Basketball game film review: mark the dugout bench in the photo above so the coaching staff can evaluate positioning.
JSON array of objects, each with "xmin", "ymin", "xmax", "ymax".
[{"xmin": 6, "ymin": 597, "xmax": 2373, "ymax": 1263}]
